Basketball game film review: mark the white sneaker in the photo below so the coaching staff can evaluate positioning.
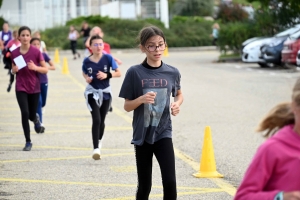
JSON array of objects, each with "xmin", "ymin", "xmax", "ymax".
[{"xmin": 92, "ymin": 148, "xmax": 100, "ymax": 160}]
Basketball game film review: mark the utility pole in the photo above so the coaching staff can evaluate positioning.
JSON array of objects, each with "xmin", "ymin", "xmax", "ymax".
[
  {"xmin": 160, "ymin": 0, "xmax": 169, "ymax": 29},
  {"xmin": 136, "ymin": 0, "xmax": 141, "ymax": 17},
  {"xmin": 18, "ymin": 0, "xmax": 22, "ymax": 25}
]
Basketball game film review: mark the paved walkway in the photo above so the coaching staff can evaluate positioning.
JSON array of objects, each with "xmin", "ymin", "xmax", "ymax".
[{"xmin": 0, "ymin": 51, "xmax": 237, "ymax": 200}]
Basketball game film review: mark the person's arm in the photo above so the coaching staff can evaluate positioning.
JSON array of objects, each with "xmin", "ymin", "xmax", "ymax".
[
  {"xmin": 112, "ymin": 68, "xmax": 121, "ymax": 77},
  {"xmin": 11, "ymin": 62, "xmax": 18, "ymax": 74},
  {"xmin": 82, "ymin": 72, "xmax": 92, "ymax": 83},
  {"xmin": 113, "ymin": 57, "xmax": 122, "ymax": 65},
  {"xmin": 234, "ymin": 144, "xmax": 280, "ymax": 200},
  {"xmin": 96, "ymin": 68, "xmax": 121, "ymax": 80},
  {"xmin": 0, "ymin": 40, "xmax": 4, "ymax": 51},
  {"xmin": 124, "ymin": 91, "xmax": 156, "ymax": 112},
  {"xmin": 76, "ymin": 30, "xmax": 80, "ymax": 39},
  {"xmin": 27, "ymin": 60, "xmax": 48, "ymax": 74},
  {"xmin": 85, "ymin": 36, "xmax": 91, "ymax": 48},
  {"xmin": 47, "ymin": 60, "xmax": 55, "ymax": 70},
  {"xmin": 170, "ymin": 90, "xmax": 183, "ymax": 116}
]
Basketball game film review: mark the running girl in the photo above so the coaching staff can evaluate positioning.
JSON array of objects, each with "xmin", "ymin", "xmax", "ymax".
[
  {"xmin": 68, "ymin": 25, "xmax": 80, "ymax": 60},
  {"xmin": 119, "ymin": 25, "xmax": 183, "ymax": 199},
  {"xmin": 85, "ymin": 26, "xmax": 122, "ymax": 65},
  {"xmin": 30, "ymin": 37, "xmax": 55, "ymax": 124},
  {"xmin": 82, "ymin": 35, "xmax": 121, "ymax": 160},
  {"xmin": 5, "ymin": 30, "xmax": 21, "ymax": 92},
  {"xmin": 234, "ymin": 79, "xmax": 300, "ymax": 200},
  {"xmin": 10, "ymin": 26, "xmax": 48, "ymax": 151}
]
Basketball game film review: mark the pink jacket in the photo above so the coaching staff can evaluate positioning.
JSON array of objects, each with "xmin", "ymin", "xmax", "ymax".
[{"xmin": 234, "ymin": 124, "xmax": 300, "ymax": 200}]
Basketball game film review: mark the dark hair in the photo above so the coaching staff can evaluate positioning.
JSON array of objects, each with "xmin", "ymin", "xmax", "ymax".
[
  {"xmin": 89, "ymin": 34, "xmax": 103, "ymax": 46},
  {"xmin": 30, "ymin": 37, "xmax": 41, "ymax": 44},
  {"xmin": 137, "ymin": 25, "xmax": 166, "ymax": 46},
  {"xmin": 18, "ymin": 26, "xmax": 31, "ymax": 36}
]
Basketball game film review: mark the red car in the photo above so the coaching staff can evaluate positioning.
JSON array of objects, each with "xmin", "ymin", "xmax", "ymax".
[{"xmin": 282, "ymin": 31, "xmax": 300, "ymax": 65}]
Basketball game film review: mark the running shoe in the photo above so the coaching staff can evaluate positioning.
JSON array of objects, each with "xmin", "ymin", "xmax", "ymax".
[
  {"xmin": 23, "ymin": 142, "xmax": 32, "ymax": 151},
  {"xmin": 92, "ymin": 148, "xmax": 101, "ymax": 160},
  {"xmin": 34, "ymin": 113, "xmax": 45, "ymax": 134},
  {"xmin": 7, "ymin": 83, "xmax": 12, "ymax": 92}
]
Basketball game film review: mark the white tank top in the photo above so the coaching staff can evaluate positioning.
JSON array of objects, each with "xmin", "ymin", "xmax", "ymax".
[{"xmin": 68, "ymin": 31, "xmax": 77, "ymax": 40}]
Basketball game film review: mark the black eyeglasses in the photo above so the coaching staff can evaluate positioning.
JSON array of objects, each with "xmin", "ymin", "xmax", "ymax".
[{"xmin": 146, "ymin": 43, "xmax": 166, "ymax": 52}]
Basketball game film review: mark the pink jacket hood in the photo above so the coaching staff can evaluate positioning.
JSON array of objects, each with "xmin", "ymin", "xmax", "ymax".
[{"xmin": 271, "ymin": 124, "xmax": 300, "ymax": 150}]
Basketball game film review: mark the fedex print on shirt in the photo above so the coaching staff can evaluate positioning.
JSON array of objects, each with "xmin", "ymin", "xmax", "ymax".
[{"xmin": 119, "ymin": 63, "xmax": 181, "ymax": 146}]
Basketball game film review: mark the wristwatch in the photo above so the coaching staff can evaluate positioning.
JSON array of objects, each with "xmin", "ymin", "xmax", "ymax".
[{"xmin": 274, "ymin": 192, "xmax": 283, "ymax": 200}]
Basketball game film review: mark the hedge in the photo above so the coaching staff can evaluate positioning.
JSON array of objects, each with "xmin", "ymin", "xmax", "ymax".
[{"xmin": 41, "ymin": 15, "xmax": 215, "ymax": 49}]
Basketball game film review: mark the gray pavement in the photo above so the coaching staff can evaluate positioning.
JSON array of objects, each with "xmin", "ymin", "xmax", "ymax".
[{"xmin": 0, "ymin": 49, "xmax": 298, "ymax": 200}]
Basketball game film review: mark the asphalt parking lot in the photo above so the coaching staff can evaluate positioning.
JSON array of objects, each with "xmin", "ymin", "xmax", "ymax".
[{"xmin": 0, "ymin": 49, "xmax": 298, "ymax": 200}]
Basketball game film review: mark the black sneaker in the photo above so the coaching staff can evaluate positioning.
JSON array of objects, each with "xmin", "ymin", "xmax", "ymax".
[
  {"xmin": 23, "ymin": 142, "xmax": 32, "ymax": 151},
  {"xmin": 7, "ymin": 83, "xmax": 12, "ymax": 92},
  {"xmin": 109, "ymin": 107, "xmax": 113, "ymax": 112},
  {"xmin": 34, "ymin": 113, "xmax": 45, "ymax": 134}
]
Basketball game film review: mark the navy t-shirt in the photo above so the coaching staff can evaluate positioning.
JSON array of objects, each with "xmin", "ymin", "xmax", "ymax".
[
  {"xmin": 39, "ymin": 53, "xmax": 51, "ymax": 83},
  {"xmin": 82, "ymin": 54, "xmax": 118, "ymax": 100},
  {"xmin": 119, "ymin": 62, "xmax": 181, "ymax": 145}
]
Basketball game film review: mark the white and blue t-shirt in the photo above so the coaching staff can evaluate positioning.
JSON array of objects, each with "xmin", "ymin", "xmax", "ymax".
[
  {"xmin": 82, "ymin": 54, "xmax": 118, "ymax": 100},
  {"xmin": 119, "ymin": 62, "xmax": 181, "ymax": 146}
]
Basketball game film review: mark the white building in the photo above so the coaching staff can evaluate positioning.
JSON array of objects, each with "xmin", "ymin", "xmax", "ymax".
[{"xmin": 0, "ymin": 0, "xmax": 169, "ymax": 30}]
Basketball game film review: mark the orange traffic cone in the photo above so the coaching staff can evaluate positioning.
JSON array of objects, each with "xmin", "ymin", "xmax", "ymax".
[{"xmin": 193, "ymin": 126, "xmax": 224, "ymax": 178}]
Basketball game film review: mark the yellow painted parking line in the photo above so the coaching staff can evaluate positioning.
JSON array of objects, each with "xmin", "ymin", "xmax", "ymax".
[
  {"xmin": 0, "ymin": 144, "xmax": 132, "ymax": 151},
  {"xmin": 0, "ymin": 177, "xmax": 224, "ymax": 193},
  {"xmin": 102, "ymin": 189, "xmax": 224, "ymax": 200},
  {"xmin": 0, "ymin": 128, "xmax": 130, "ymax": 136},
  {"xmin": 0, "ymin": 107, "xmax": 87, "ymax": 112},
  {"xmin": 0, "ymin": 152, "xmax": 134, "ymax": 163},
  {"xmin": 174, "ymin": 148, "xmax": 236, "ymax": 196},
  {"xmin": 0, "ymin": 123, "xmax": 131, "ymax": 129}
]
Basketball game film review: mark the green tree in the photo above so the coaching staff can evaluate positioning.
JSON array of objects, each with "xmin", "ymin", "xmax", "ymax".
[
  {"xmin": 170, "ymin": 0, "xmax": 213, "ymax": 16},
  {"xmin": 248, "ymin": 0, "xmax": 300, "ymax": 27}
]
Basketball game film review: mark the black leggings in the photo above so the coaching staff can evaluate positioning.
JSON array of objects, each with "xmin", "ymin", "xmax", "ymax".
[
  {"xmin": 16, "ymin": 91, "xmax": 40, "ymax": 142},
  {"xmin": 70, "ymin": 40, "xmax": 77, "ymax": 55},
  {"xmin": 4, "ymin": 57, "xmax": 14, "ymax": 84},
  {"xmin": 134, "ymin": 138, "xmax": 177, "ymax": 200},
  {"xmin": 88, "ymin": 94, "xmax": 110, "ymax": 149}
]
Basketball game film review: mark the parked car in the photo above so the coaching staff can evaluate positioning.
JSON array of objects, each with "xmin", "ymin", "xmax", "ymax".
[
  {"xmin": 281, "ymin": 31, "xmax": 300, "ymax": 65},
  {"xmin": 260, "ymin": 35, "xmax": 291, "ymax": 66},
  {"xmin": 242, "ymin": 24, "xmax": 300, "ymax": 67}
]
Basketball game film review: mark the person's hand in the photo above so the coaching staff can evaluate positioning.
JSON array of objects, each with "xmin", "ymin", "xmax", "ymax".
[
  {"xmin": 170, "ymin": 102, "xmax": 180, "ymax": 116},
  {"xmin": 96, "ymin": 71, "xmax": 107, "ymax": 80},
  {"xmin": 27, "ymin": 60, "xmax": 37, "ymax": 71},
  {"xmin": 115, "ymin": 58, "xmax": 122, "ymax": 65},
  {"xmin": 12, "ymin": 64, "xmax": 18, "ymax": 74},
  {"xmin": 283, "ymin": 191, "xmax": 300, "ymax": 200},
  {"xmin": 86, "ymin": 76, "xmax": 92, "ymax": 83},
  {"xmin": 140, "ymin": 91, "xmax": 156, "ymax": 104}
]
